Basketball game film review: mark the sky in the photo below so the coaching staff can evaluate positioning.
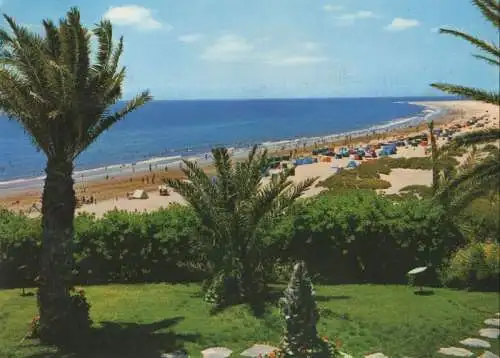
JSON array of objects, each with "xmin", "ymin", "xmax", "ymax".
[{"xmin": 0, "ymin": 0, "xmax": 498, "ymax": 100}]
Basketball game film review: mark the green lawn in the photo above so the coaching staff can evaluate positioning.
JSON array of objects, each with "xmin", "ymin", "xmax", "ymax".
[{"xmin": 0, "ymin": 284, "xmax": 498, "ymax": 358}]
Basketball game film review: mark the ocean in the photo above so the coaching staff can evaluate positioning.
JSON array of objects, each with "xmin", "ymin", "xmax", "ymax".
[{"xmin": 0, "ymin": 96, "xmax": 453, "ymax": 189}]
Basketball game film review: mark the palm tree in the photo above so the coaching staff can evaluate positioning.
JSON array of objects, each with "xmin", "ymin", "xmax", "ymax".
[
  {"xmin": 0, "ymin": 8, "xmax": 151, "ymax": 343},
  {"xmin": 427, "ymin": 120, "xmax": 440, "ymax": 195},
  {"xmin": 434, "ymin": 129, "xmax": 500, "ymax": 213},
  {"xmin": 431, "ymin": 0, "xmax": 499, "ymax": 105},
  {"xmin": 165, "ymin": 146, "xmax": 316, "ymax": 307}
]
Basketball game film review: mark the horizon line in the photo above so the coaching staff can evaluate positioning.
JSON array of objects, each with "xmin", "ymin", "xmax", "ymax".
[{"xmin": 121, "ymin": 94, "xmax": 459, "ymax": 102}]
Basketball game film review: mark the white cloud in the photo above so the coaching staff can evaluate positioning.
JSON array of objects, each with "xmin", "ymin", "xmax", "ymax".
[
  {"xmin": 201, "ymin": 35, "xmax": 255, "ymax": 62},
  {"xmin": 337, "ymin": 10, "xmax": 377, "ymax": 21},
  {"xmin": 303, "ymin": 42, "xmax": 321, "ymax": 51},
  {"xmin": 334, "ymin": 10, "xmax": 378, "ymax": 26},
  {"xmin": 385, "ymin": 18, "xmax": 420, "ymax": 31},
  {"xmin": 265, "ymin": 55, "xmax": 329, "ymax": 67},
  {"xmin": 103, "ymin": 5, "xmax": 167, "ymax": 31},
  {"xmin": 323, "ymin": 4, "xmax": 344, "ymax": 12},
  {"xmin": 178, "ymin": 33, "xmax": 205, "ymax": 43},
  {"xmin": 201, "ymin": 35, "xmax": 329, "ymax": 66}
]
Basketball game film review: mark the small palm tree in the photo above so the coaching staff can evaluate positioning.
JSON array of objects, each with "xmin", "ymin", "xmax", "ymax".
[
  {"xmin": 0, "ymin": 8, "xmax": 151, "ymax": 343},
  {"xmin": 431, "ymin": 0, "xmax": 500, "ymax": 105},
  {"xmin": 166, "ymin": 146, "xmax": 316, "ymax": 307}
]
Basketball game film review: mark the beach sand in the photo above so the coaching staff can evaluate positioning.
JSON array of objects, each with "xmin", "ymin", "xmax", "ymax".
[{"xmin": 2, "ymin": 99, "xmax": 498, "ymax": 217}]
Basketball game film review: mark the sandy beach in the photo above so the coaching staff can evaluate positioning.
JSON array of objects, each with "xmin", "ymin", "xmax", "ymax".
[{"xmin": 1, "ymin": 100, "xmax": 497, "ymax": 218}]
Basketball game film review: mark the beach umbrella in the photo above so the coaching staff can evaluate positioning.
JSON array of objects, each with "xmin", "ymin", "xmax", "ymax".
[{"xmin": 407, "ymin": 266, "xmax": 428, "ymax": 293}]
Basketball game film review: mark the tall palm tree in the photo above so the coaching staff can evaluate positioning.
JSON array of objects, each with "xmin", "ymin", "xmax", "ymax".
[
  {"xmin": 431, "ymin": 0, "xmax": 499, "ymax": 105},
  {"xmin": 427, "ymin": 120, "xmax": 440, "ymax": 195},
  {"xmin": 0, "ymin": 8, "xmax": 151, "ymax": 343},
  {"xmin": 166, "ymin": 146, "xmax": 316, "ymax": 307}
]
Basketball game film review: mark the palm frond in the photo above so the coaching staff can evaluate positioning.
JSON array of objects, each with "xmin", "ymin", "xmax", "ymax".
[
  {"xmin": 473, "ymin": 54, "xmax": 500, "ymax": 66},
  {"xmin": 77, "ymin": 90, "xmax": 152, "ymax": 157},
  {"xmin": 472, "ymin": 0, "xmax": 500, "ymax": 28},
  {"xmin": 0, "ymin": 8, "xmax": 151, "ymax": 162},
  {"xmin": 438, "ymin": 28, "xmax": 499, "ymax": 60},
  {"xmin": 440, "ymin": 128, "xmax": 500, "ymax": 158},
  {"xmin": 430, "ymin": 83, "xmax": 500, "ymax": 105}
]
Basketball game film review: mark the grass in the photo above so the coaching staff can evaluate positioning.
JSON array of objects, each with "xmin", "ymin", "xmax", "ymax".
[{"xmin": 0, "ymin": 284, "xmax": 498, "ymax": 358}]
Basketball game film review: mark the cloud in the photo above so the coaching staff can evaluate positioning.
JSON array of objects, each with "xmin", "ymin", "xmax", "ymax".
[
  {"xmin": 323, "ymin": 4, "xmax": 344, "ymax": 12},
  {"xmin": 303, "ymin": 42, "xmax": 321, "ymax": 51},
  {"xmin": 103, "ymin": 5, "xmax": 168, "ymax": 31},
  {"xmin": 265, "ymin": 55, "xmax": 329, "ymax": 67},
  {"xmin": 334, "ymin": 10, "xmax": 378, "ymax": 25},
  {"xmin": 201, "ymin": 35, "xmax": 329, "ymax": 66},
  {"xmin": 385, "ymin": 18, "xmax": 420, "ymax": 31},
  {"xmin": 178, "ymin": 33, "xmax": 205, "ymax": 43},
  {"xmin": 201, "ymin": 35, "xmax": 255, "ymax": 62}
]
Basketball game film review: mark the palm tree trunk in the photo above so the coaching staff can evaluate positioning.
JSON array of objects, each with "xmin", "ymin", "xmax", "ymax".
[
  {"xmin": 37, "ymin": 158, "xmax": 76, "ymax": 344},
  {"xmin": 428, "ymin": 121, "xmax": 440, "ymax": 195}
]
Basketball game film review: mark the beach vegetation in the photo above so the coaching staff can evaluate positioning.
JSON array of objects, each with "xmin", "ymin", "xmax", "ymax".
[
  {"xmin": 430, "ymin": 0, "xmax": 500, "ymax": 105},
  {"xmin": 0, "ymin": 8, "xmax": 151, "ymax": 344},
  {"xmin": 164, "ymin": 145, "xmax": 316, "ymax": 308}
]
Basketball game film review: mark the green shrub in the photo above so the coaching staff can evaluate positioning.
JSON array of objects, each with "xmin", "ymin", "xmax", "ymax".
[
  {"xmin": 0, "ymin": 209, "xmax": 41, "ymax": 288},
  {"xmin": 0, "ymin": 205, "xmax": 205, "ymax": 288},
  {"xmin": 0, "ymin": 189, "xmax": 465, "ymax": 289},
  {"xmin": 442, "ymin": 242, "xmax": 499, "ymax": 291},
  {"xmin": 287, "ymin": 191, "xmax": 463, "ymax": 284}
]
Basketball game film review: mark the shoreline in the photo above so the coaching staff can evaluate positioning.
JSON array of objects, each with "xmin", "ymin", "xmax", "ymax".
[
  {"xmin": 1, "ymin": 99, "xmax": 497, "ymax": 214},
  {"xmin": 0, "ymin": 100, "xmax": 439, "ymax": 191}
]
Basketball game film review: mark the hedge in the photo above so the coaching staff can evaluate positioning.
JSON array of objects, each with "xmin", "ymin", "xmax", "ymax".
[{"xmin": 0, "ymin": 192, "xmax": 466, "ymax": 289}]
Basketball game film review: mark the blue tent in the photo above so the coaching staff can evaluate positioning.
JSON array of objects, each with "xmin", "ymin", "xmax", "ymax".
[{"xmin": 346, "ymin": 160, "xmax": 359, "ymax": 169}]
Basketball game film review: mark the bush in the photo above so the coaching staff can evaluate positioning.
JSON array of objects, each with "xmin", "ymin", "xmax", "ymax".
[
  {"xmin": 0, "ymin": 209, "xmax": 41, "ymax": 288},
  {"xmin": 442, "ymin": 241, "xmax": 499, "ymax": 291},
  {"xmin": 286, "ymin": 191, "xmax": 463, "ymax": 284},
  {"xmin": 0, "ymin": 190, "xmax": 465, "ymax": 289},
  {"xmin": 0, "ymin": 205, "xmax": 206, "ymax": 288}
]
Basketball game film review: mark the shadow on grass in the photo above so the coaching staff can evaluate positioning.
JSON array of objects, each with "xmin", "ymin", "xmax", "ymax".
[
  {"xmin": 26, "ymin": 316, "xmax": 200, "ymax": 358},
  {"xmin": 316, "ymin": 295, "xmax": 351, "ymax": 302},
  {"xmin": 413, "ymin": 290, "xmax": 435, "ymax": 296},
  {"xmin": 209, "ymin": 288, "xmax": 352, "ymax": 318}
]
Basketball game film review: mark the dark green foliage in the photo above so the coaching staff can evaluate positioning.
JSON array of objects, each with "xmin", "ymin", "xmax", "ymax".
[
  {"xmin": 0, "ymin": 206, "xmax": 206, "ymax": 289},
  {"xmin": 0, "ymin": 209, "xmax": 41, "ymax": 288},
  {"xmin": 279, "ymin": 262, "xmax": 336, "ymax": 357},
  {"xmin": 287, "ymin": 191, "xmax": 463, "ymax": 284},
  {"xmin": 74, "ymin": 207, "xmax": 205, "ymax": 284},
  {"xmin": 442, "ymin": 242, "xmax": 499, "ymax": 291},
  {"xmin": 460, "ymin": 196, "xmax": 499, "ymax": 242},
  {"xmin": 0, "ymin": 191, "xmax": 465, "ymax": 289}
]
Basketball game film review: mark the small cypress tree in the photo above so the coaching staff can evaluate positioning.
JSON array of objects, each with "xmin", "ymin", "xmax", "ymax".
[{"xmin": 279, "ymin": 261, "xmax": 328, "ymax": 357}]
